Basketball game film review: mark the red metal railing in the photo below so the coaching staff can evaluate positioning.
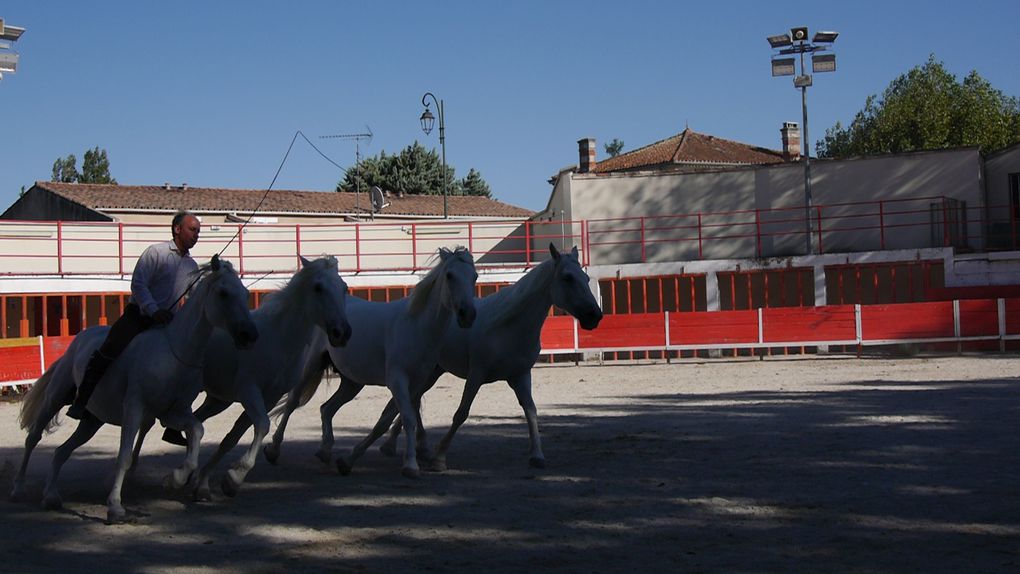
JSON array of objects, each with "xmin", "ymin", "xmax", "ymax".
[{"xmin": 0, "ymin": 196, "xmax": 1011, "ymax": 277}]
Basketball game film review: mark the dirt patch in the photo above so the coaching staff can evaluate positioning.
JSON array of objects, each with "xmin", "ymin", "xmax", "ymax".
[{"xmin": 2, "ymin": 356, "xmax": 1019, "ymax": 573}]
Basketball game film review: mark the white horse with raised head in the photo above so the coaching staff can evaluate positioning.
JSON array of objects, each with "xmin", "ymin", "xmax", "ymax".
[
  {"xmin": 268, "ymin": 244, "xmax": 601, "ymax": 472},
  {"xmin": 265, "ymin": 247, "xmax": 477, "ymax": 478},
  {"xmin": 377, "ymin": 244, "xmax": 602, "ymax": 469},
  {"xmin": 11, "ymin": 255, "xmax": 258, "ymax": 522},
  {"xmin": 180, "ymin": 255, "xmax": 352, "ymax": 501}
]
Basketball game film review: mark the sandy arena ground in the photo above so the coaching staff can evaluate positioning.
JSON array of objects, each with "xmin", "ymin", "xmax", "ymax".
[{"xmin": 1, "ymin": 356, "xmax": 1019, "ymax": 573}]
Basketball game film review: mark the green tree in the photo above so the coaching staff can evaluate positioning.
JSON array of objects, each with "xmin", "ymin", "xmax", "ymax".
[
  {"xmin": 818, "ymin": 55, "xmax": 1020, "ymax": 158},
  {"xmin": 604, "ymin": 138, "xmax": 625, "ymax": 158},
  {"xmin": 80, "ymin": 146, "xmax": 117, "ymax": 184},
  {"xmin": 51, "ymin": 154, "xmax": 78, "ymax": 183},
  {"xmin": 336, "ymin": 141, "xmax": 489, "ymax": 197},
  {"xmin": 459, "ymin": 168, "xmax": 492, "ymax": 198}
]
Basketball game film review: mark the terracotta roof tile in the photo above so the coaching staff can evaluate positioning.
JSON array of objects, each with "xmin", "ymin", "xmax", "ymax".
[
  {"xmin": 32, "ymin": 182, "xmax": 533, "ymax": 219},
  {"xmin": 592, "ymin": 128, "xmax": 788, "ymax": 174}
]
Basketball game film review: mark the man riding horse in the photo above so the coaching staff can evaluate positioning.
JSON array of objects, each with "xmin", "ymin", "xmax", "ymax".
[{"xmin": 66, "ymin": 210, "xmax": 202, "ymax": 420}]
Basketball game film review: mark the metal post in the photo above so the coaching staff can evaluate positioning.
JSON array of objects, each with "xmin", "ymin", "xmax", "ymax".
[
  {"xmin": 800, "ymin": 50, "xmax": 814, "ymax": 255},
  {"xmin": 421, "ymin": 93, "xmax": 448, "ymax": 219}
]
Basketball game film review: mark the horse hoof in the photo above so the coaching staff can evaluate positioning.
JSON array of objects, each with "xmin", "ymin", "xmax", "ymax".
[
  {"xmin": 221, "ymin": 475, "xmax": 239, "ymax": 498},
  {"xmin": 401, "ymin": 467, "xmax": 421, "ymax": 480},
  {"xmin": 41, "ymin": 493, "xmax": 63, "ymax": 510},
  {"xmin": 315, "ymin": 449, "xmax": 332, "ymax": 465},
  {"xmin": 263, "ymin": 445, "xmax": 279, "ymax": 466},
  {"xmin": 426, "ymin": 459, "xmax": 448, "ymax": 472},
  {"xmin": 335, "ymin": 458, "xmax": 352, "ymax": 476},
  {"xmin": 379, "ymin": 443, "xmax": 397, "ymax": 457},
  {"xmin": 106, "ymin": 508, "xmax": 127, "ymax": 524},
  {"xmin": 193, "ymin": 487, "xmax": 212, "ymax": 502},
  {"xmin": 529, "ymin": 457, "xmax": 547, "ymax": 469}
]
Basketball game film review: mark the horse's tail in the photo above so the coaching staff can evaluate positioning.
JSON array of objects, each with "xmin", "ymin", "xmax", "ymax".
[
  {"xmin": 18, "ymin": 361, "xmax": 61, "ymax": 433},
  {"xmin": 268, "ymin": 352, "xmax": 332, "ymax": 419}
]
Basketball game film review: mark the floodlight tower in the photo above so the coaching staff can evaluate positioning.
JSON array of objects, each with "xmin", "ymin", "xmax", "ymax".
[
  {"xmin": 0, "ymin": 18, "xmax": 27, "ymax": 81},
  {"xmin": 768, "ymin": 27, "xmax": 838, "ymax": 255}
]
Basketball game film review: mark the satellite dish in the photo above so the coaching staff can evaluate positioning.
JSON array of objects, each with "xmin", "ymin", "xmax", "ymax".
[{"xmin": 369, "ymin": 186, "xmax": 389, "ymax": 214}]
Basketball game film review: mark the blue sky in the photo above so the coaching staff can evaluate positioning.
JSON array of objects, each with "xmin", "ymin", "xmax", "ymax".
[{"xmin": 2, "ymin": 1, "xmax": 1018, "ymax": 212}]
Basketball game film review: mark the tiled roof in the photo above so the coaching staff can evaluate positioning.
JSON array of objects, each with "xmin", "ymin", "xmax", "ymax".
[
  {"xmin": 31, "ymin": 182, "xmax": 534, "ymax": 218},
  {"xmin": 592, "ymin": 128, "xmax": 788, "ymax": 174}
]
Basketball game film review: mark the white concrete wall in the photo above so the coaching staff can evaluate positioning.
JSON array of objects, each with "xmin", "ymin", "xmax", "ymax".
[{"xmin": 562, "ymin": 148, "xmax": 985, "ymax": 263}]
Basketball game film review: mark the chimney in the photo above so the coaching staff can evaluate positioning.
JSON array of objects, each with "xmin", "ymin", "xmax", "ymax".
[
  {"xmin": 181, "ymin": 182, "xmax": 189, "ymax": 190},
  {"xmin": 780, "ymin": 122, "xmax": 801, "ymax": 160},
  {"xmin": 577, "ymin": 137, "xmax": 597, "ymax": 173}
]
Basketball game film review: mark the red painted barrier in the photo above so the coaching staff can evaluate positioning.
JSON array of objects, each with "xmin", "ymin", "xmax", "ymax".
[
  {"xmin": 0, "ymin": 342, "xmax": 41, "ymax": 382},
  {"xmin": 43, "ymin": 336, "xmax": 75, "ymax": 369},
  {"xmin": 578, "ymin": 313, "xmax": 665, "ymax": 349},
  {"xmin": 860, "ymin": 301, "xmax": 956, "ymax": 341},
  {"xmin": 958, "ymin": 300, "xmax": 999, "ymax": 337},
  {"xmin": 540, "ymin": 316, "xmax": 576, "ymax": 351},
  {"xmin": 762, "ymin": 305, "xmax": 857, "ymax": 343},
  {"xmin": 669, "ymin": 310, "xmax": 758, "ymax": 345}
]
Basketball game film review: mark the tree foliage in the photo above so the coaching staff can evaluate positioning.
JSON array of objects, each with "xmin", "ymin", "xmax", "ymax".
[
  {"xmin": 336, "ymin": 142, "xmax": 491, "ymax": 198},
  {"xmin": 51, "ymin": 154, "xmax": 78, "ymax": 183},
  {"xmin": 50, "ymin": 146, "xmax": 118, "ymax": 184},
  {"xmin": 604, "ymin": 138, "xmax": 625, "ymax": 158},
  {"xmin": 818, "ymin": 55, "xmax": 1020, "ymax": 158}
]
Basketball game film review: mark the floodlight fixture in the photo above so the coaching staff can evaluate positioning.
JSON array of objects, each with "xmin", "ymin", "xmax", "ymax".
[
  {"xmin": 812, "ymin": 31, "xmax": 838, "ymax": 43},
  {"xmin": 812, "ymin": 53, "xmax": 836, "ymax": 73},
  {"xmin": 771, "ymin": 57, "xmax": 796, "ymax": 77},
  {"xmin": 0, "ymin": 20, "xmax": 25, "ymax": 42},
  {"xmin": 790, "ymin": 27, "xmax": 808, "ymax": 42},
  {"xmin": 768, "ymin": 34, "xmax": 792, "ymax": 48},
  {"xmin": 0, "ymin": 52, "xmax": 17, "ymax": 73}
]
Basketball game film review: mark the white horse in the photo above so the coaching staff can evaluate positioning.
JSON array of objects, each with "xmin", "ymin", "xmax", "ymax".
[
  {"xmin": 377, "ymin": 244, "xmax": 602, "ymax": 469},
  {"xmin": 264, "ymin": 247, "xmax": 477, "ymax": 478},
  {"xmin": 180, "ymin": 255, "xmax": 352, "ymax": 501},
  {"xmin": 269, "ymin": 244, "xmax": 602, "ymax": 472},
  {"xmin": 11, "ymin": 256, "xmax": 258, "ymax": 523}
]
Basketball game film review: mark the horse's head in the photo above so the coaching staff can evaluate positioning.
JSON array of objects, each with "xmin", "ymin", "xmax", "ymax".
[
  {"xmin": 200, "ymin": 255, "xmax": 259, "ymax": 349},
  {"xmin": 298, "ymin": 255, "xmax": 352, "ymax": 347},
  {"xmin": 437, "ymin": 247, "xmax": 478, "ymax": 328},
  {"xmin": 549, "ymin": 244, "xmax": 603, "ymax": 331}
]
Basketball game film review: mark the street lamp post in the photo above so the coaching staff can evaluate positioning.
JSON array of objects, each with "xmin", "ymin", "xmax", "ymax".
[
  {"xmin": 419, "ymin": 92, "xmax": 448, "ymax": 219},
  {"xmin": 768, "ymin": 27, "xmax": 838, "ymax": 255}
]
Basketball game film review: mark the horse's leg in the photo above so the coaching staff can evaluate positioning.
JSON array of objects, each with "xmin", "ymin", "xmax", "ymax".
[
  {"xmin": 380, "ymin": 366, "xmax": 442, "ymax": 456},
  {"xmin": 266, "ymin": 364, "xmax": 325, "ymax": 465},
  {"xmin": 41, "ymin": 414, "xmax": 104, "ymax": 510},
  {"xmin": 316, "ymin": 378, "xmax": 363, "ymax": 464},
  {"xmin": 107, "ymin": 405, "xmax": 145, "ymax": 523},
  {"xmin": 162, "ymin": 396, "xmax": 231, "ymax": 446},
  {"xmin": 340, "ymin": 373, "xmax": 419, "ymax": 478},
  {"xmin": 508, "ymin": 372, "xmax": 546, "ymax": 468},
  {"xmin": 130, "ymin": 416, "xmax": 156, "ymax": 471},
  {"xmin": 221, "ymin": 391, "xmax": 273, "ymax": 498},
  {"xmin": 164, "ymin": 412, "xmax": 203, "ymax": 490},
  {"xmin": 429, "ymin": 374, "xmax": 484, "ymax": 472},
  {"xmin": 11, "ymin": 394, "xmax": 64, "ymax": 502},
  {"xmin": 193, "ymin": 413, "xmax": 253, "ymax": 502}
]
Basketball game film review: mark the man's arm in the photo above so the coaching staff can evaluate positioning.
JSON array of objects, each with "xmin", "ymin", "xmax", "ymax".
[{"xmin": 130, "ymin": 245, "xmax": 162, "ymax": 317}]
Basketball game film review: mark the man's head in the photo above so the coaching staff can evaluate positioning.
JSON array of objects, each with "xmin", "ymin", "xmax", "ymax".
[{"xmin": 171, "ymin": 211, "xmax": 201, "ymax": 254}]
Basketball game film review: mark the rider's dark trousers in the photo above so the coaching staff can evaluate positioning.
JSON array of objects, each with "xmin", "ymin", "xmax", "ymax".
[{"xmin": 69, "ymin": 303, "xmax": 155, "ymax": 412}]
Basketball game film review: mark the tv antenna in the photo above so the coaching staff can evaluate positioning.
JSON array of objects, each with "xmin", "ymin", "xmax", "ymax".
[{"xmin": 321, "ymin": 125, "xmax": 374, "ymax": 218}]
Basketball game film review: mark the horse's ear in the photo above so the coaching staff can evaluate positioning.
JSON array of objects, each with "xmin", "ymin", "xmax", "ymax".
[
  {"xmin": 571, "ymin": 245, "xmax": 579, "ymax": 259},
  {"xmin": 299, "ymin": 255, "xmax": 311, "ymax": 268},
  {"xmin": 438, "ymin": 248, "xmax": 450, "ymax": 262},
  {"xmin": 549, "ymin": 243, "xmax": 561, "ymax": 262},
  {"xmin": 210, "ymin": 253, "xmax": 221, "ymax": 272}
]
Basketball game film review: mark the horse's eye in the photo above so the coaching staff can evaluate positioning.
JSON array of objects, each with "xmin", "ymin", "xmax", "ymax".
[
  {"xmin": 314, "ymin": 283, "xmax": 324, "ymax": 293},
  {"xmin": 218, "ymin": 288, "xmax": 229, "ymax": 298},
  {"xmin": 446, "ymin": 272, "xmax": 454, "ymax": 281},
  {"xmin": 563, "ymin": 274, "xmax": 575, "ymax": 283}
]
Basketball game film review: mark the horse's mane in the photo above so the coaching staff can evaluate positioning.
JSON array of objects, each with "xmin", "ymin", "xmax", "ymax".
[
  {"xmin": 408, "ymin": 247, "xmax": 473, "ymax": 317},
  {"xmin": 188, "ymin": 258, "xmax": 237, "ymax": 297},
  {"xmin": 259, "ymin": 255, "xmax": 338, "ymax": 314},
  {"xmin": 485, "ymin": 257, "xmax": 557, "ymax": 327}
]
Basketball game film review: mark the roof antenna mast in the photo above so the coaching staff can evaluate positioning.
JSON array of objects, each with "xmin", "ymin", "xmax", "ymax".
[{"xmin": 321, "ymin": 126, "xmax": 374, "ymax": 218}]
